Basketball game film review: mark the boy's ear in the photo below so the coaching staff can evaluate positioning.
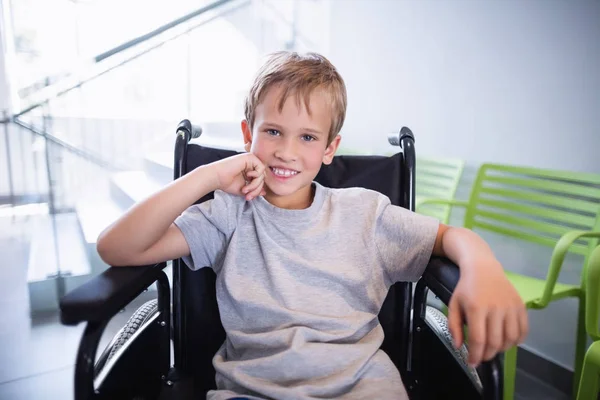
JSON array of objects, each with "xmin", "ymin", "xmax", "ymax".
[
  {"xmin": 241, "ymin": 120, "xmax": 252, "ymax": 152},
  {"xmin": 322, "ymin": 135, "xmax": 341, "ymax": 165}
]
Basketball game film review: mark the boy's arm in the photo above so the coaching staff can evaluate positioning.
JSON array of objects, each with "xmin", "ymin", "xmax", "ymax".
[
  {"xmin": 97, "ymin": 153, "xmax": 266, "ymax": 267},
  {"xmin": 432, "ymin": 224, "xmax": 528, "ymax": 366}
]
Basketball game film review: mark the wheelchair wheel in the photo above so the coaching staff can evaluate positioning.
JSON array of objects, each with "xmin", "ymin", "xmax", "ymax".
[
  {"xmin": 95, "ymin": 299, "xmax": 159, "ymax": 377},
  {"xmin": 424, "ymin": 306, "xmax": 482, "ymax": 390}
]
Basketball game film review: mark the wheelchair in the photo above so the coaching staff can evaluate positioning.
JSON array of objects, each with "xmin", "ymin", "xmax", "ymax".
[{"xmin": 60, "ymin": 120, "xmax": 503, "ymax": 400}]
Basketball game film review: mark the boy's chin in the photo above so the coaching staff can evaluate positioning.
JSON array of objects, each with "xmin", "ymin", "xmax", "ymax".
[{"xmin": 264, "ymin": 181, "xmax": 311, "ymax": 198}]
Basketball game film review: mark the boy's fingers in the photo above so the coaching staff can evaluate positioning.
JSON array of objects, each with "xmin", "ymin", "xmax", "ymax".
[
  {"xmin": 448, "ymin": 301, "xmax": 463, "ymax": 348},
  {"xmin": 466, "ymin": 309, "xmax": 486, "ymax": 366},
  {"xmin": 518, "ymin": 307, "xmax": 529, "ymax": 343},
  {"xmin": 243, "ymin": 173, "xmax": 264, "ymax": 194},
  {"xmin": 247, "ymin": 156, "xmax": 266, "ymax": 175},
  {"xmin": 483, "ymin": 310, "xmax": 503, "ymax": 361},
  {"xmin": 245, "ymin": 170, "xmax": 260, "ymax": 179},
  {"xmin": 248, "ymin": 183, "xmax": 264, "ymax": 200},
  {"xmin": 246, "ymin": 180, "xmax": 265, "ymax": 200}
]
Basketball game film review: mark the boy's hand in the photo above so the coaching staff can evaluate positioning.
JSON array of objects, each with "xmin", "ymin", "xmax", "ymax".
[
  {"xmin": 212, "ymin": 153, "xmax": 267, "ymax": 200},
  {"xmin": 447, "ymin": 258, "xmax": 528, "ymax": 366}
]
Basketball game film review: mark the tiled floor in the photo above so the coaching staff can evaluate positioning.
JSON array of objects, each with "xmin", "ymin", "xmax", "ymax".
[{"xmin": 0, "ymin": 211, "xmax": 571, "ymax": 399}]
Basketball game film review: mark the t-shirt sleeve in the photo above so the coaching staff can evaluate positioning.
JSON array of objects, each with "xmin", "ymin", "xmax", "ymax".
[
  {"xmin": 374, "ymin": 198, "xmax": 440, "ymax": 283},
  {"xmin": 173, "ymin": 190, "xmax": 234, "ymax": 271}
]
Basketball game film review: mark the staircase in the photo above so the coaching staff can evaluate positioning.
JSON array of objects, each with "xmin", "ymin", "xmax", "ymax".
[{"xmin": 75, "ymin": 122, "xmax": 244, "ymax": 274}]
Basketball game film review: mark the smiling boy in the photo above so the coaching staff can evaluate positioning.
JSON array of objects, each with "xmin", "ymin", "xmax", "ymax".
[{"xmin": 97, "ymin": 51, "xmax": 527, "ymax": 400}]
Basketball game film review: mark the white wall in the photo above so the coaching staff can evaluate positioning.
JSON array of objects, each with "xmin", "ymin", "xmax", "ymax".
[
  {"xmin": 326, "ymin": 0, "xmax": 600, "ymax": 371},
  {"xmin": 328, "ymin": 0, "xmax": 600, "ymax": 174}
]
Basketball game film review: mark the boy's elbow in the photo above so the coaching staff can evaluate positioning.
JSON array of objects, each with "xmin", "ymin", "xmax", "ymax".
[
  {"xmin": 96, "ymin": 233, "xmax": 131, "ymax": 267},
  {"xmin": 96, "ymin": 234, "xmax": 116, "ymax": 266}
]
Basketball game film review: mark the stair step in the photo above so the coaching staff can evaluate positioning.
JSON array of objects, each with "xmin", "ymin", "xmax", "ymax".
[
  {"xmin": 144, "ymin": 135, "xmax": 244, "ymax": 185},
  {"xmin": 76, "ymin": 199, "xmax": 124, "ymax": 245},
  {"xmin": 144, "ymin": 152, "xmax": 174, "ymax": 186},
  {"xmin": 110, "ymin": 171, "xmax": 163, "ymax": 210},
  {"xmin": 27, "ymin": 213, "xmax": 90, "ymax": 282}
]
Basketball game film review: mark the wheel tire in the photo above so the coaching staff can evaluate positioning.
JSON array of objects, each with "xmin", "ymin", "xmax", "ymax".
[
  {"xmin": 424, "ymin": 306, "xmax": 483, "ymax": 390},
  {"xmin": 95, "ymin": 299, "xmax": 159, "ymax": 377}
]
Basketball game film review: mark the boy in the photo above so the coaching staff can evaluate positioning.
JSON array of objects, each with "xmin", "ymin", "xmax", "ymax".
[{"xmin": 97, "ymin": 52, "xmax": 527, "ymax": 399}]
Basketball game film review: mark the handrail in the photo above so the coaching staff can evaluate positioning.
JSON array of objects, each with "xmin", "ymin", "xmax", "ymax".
[
  {"xmin": 12, "ymin": 117, "xmax": 121, "ymax": 171},
  {"xmin": 94, "ymin": 0, "xmax": 237, "ymax": 63},
  {"xmin": 12, "ymin": 0, "xmax": 250, "ymax": 119}
]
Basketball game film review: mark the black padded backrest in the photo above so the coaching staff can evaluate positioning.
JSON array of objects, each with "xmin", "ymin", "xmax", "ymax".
[{"xmin": 178, "ymin": 144, "xmax": 411, "ymax": 393}]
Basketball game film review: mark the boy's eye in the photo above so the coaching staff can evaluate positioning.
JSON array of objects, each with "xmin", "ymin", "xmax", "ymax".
[
  {"xmin": 267, "ymin": 129, "xmax": 280, "ymax": 136},
  {"xmin": 301, "ymin": 134, "xmax": 316, "ymax": 142}
]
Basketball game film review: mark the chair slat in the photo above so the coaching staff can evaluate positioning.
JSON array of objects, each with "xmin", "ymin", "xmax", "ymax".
[
  {"xmin": 472, "ymin": 220, "xmax": 590, "ymax": 256},
  {"xmin": 483, "ymin": 175, "xmax": 600, "ymax": 199},
  {"xmin": 416, "ymin": 175, "xmax": 453, "ymax": 191},
  {"xmin": 418, "ymin": 167, "xmax": 460, "ymax": 181},
  {"xmin": 476, "ymin": 198, "xmax": 596, "ymax": 229},
  {"xmin": 475, "ymin": 209, "xmax": 578, "ymax": 237},
  {"xmin": 420, "ymin": 158, "xmax": 465, "ymax": 170},
  {"xmin": 483, "ymin": 164, "xmax": 600, "ymax": 185},
  {"xmin": 415, "ymin": 157, "xmax": 465, "ymax": 225},
  {"xmin": 480, "ymin": 187, "xmax": 600, "ymax": 215},
  {"xmin": 419, "ymin": 186, "xmax": 454, "ymax": 199}
]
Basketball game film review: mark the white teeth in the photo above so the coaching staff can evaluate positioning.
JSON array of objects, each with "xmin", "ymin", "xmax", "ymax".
[{"xmin": 272, "ymin": 167, "xmax": 298, "ymax": 177}]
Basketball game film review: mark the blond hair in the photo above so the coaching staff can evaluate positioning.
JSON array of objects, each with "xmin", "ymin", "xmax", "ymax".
[{"xmin": 244, "ymin": 51, "xmax": 347, "ymax": 144}]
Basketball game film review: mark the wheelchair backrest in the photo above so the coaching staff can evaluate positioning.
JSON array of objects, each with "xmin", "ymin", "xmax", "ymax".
[{"xmin": 175, "ymin": 143, "xmax": 414, "ymax": 393}]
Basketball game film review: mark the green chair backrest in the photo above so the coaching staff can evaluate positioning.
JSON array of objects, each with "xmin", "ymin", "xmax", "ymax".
[
  {"xmin": 464, "ymin": 163, "xmax": 600, "ymax": 257},
  {"xmin": 416, "ymin": 157, "xmax": 465, "ymax": 224}
]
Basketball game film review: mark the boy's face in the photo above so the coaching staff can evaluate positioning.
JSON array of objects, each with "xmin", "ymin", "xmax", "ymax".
[{"xmin": 242, "ymin": 85, "xmax": 341, "ymax": 209}]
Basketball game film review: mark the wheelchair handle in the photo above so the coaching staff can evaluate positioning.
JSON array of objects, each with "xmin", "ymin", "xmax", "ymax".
[
  {"xmin": 191, "ymin": 124, "xmax": 202, "ymax": 138},
  {"xmin": 388, "ymin": 126, "xmax": 415, "ymax": 147},
  {"xmin": 176, "ymin": 119, "xmax": 202, "ymax": 142}
]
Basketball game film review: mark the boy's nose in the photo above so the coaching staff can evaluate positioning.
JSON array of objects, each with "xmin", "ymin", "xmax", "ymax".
[{"xmin": 274, "ymin": 138, "xmax": 298, "ymax": 162}]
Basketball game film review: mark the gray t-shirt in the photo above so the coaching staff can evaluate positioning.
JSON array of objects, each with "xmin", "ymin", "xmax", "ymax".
[{"xmin": 174, "ymin": 182, "xmax": 439, "ymax": 400}]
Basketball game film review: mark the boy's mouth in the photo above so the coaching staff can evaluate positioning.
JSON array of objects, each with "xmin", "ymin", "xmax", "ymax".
[{"xmin": 270, "ymin": 167, "xmax": 299, "ymax": 178}]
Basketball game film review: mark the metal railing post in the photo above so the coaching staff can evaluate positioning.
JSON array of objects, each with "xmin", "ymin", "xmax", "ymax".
[
  {"xmin": 42, "ymin": 105, "xmax": 66, "ymax": 298},
  {"xmin": 2, "ymin": 111, "xmax": 15, "ymax": 206}
]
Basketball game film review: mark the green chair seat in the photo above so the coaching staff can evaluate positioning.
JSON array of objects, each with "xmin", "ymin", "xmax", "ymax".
[{"xmin": 505, "ymin": 271, "xmax": 581, "ymax": 306}]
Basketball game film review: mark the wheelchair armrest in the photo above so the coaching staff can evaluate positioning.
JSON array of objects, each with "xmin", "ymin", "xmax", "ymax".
[
  {"xmin": 60, "ymin": 262, "xmax": 168, "ymax": 325},
  {"xmin": 421, "ymin": 257, "xmax": 503, "ymax": 400},
  {"xmin": 422, "ymin": 256, "xmax": 460, "ymax": 305}
]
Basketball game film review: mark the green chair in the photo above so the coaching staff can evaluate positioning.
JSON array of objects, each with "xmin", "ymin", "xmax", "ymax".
[
  {"xmin": 577, "ymin": 245, "xmax": 600, "ymax": 400},
  {"xmin": 415, "ymin": 157, "xmax": 465, "ymax": 224},
  {"xmin": 419, "ymin": 163, "xmax": 600, "ymax": 400}
]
